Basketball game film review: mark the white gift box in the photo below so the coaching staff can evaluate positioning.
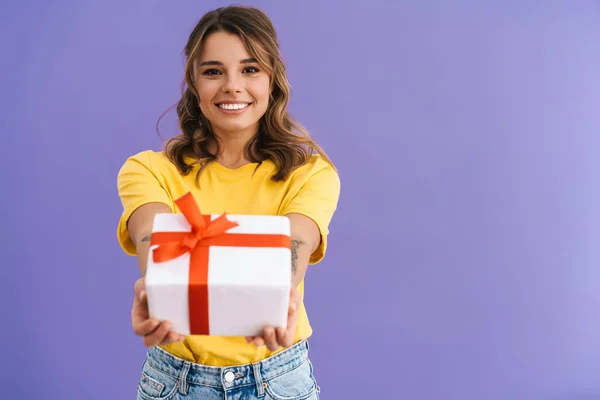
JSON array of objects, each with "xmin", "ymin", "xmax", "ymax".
[{"xmin": 145, "ymin": 199, "xmax": 292, "ymax": 337}]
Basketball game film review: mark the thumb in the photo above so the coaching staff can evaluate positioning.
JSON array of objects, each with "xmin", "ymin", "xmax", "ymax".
[
  {"xmin": 288, "ymin": 289, "xmax": 300, "ymax": 315},
  {"xmin": 134, "ymin": 278, "xmax": 146, "ymax": 297}
]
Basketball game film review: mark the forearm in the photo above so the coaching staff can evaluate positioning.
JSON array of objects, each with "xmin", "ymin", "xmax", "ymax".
[
  {"xmin": 127, "ymin": 202, "xmax": 172, "ymax": 277},
  {"xmin": 135, "ymin": 234, "xmax": 152, "ymax": 276},
  {"xmin": 290, "ymin": 237, "xmax": 314, "ymax": 289},
  {"xmin": 286, "ymin": 213, "xmax": 322, "ymax": 289}
]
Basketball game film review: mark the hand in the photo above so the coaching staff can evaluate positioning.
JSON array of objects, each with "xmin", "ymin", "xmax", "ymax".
[
  {"xmin": 245, "ymin": 287, "xmax": 302, "ymax": 352},
  {"xmin": 132, "ymin": 277, "xmax": 186, "ymax": 347}
]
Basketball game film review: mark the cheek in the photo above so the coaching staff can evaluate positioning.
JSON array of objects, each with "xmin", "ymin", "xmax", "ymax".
[
  {"xmin": 196, "ymin": 83, "xmax": 217, "ymax": 106},
  {"xmin": 250, "ymin": 82, "xmax": 271, "ymax": 111}
]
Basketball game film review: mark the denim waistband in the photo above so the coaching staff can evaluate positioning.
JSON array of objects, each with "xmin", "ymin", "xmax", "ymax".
[{"xmin": 145, "ymin": 340, "xmax": 310, "ymax": 390}]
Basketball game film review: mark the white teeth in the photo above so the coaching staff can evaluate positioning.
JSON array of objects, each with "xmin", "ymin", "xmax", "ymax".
[{"xmin": 218, "ymin": 103, "xmax": 249, "ymax": 110}]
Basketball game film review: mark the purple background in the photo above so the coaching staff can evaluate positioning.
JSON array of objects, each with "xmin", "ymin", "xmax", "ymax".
[{"xmin": 2, "ymin": 1, "xmax": 600, "ymax": 399}]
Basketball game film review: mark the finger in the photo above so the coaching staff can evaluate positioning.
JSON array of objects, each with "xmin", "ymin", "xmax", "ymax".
[
  {"xmin": 281, "ymin": 329, "xmax": 294, "ymax": 348},
  {"xmin": 288, "ymin": 291, "xmax": 299, "ymax": 316},
  {"xmin": 134, "ymin": 278, "xmax": 146, "ymax": 297},
  {"xmin": 263, "ymin": 326, "xmax": 279, "ymax": 352},
  {"xmin": 277, "ymin": 324, "xmax": 294, "ymax": 348},
  {"xmin": 143, "ymin": 322, "xmax": 172, "ymax": 348},
  {"xmin": 131, "ymin": 295, "xmax": 150, "ymax": 325},
  {"xmin": 143, "ymin": 322, "xmax": 171, "ymax": 347},
  {"xmin": 253, "ymin": 336, "xmax": 265, "ymax": 347},
  {"xmin": 288, "ymin": 301, "xmax": 297, "ymax": 315},
  {"xmin": 276, "ymin": 327, "xmax": 286, "ymax": 344},
  {"xmin": 160, "ymin": 331, "xmax": 183, "ymax": 346},
  {"xmin": 133, "ymin": 318, "xmax": 160, "ymax": 336}
]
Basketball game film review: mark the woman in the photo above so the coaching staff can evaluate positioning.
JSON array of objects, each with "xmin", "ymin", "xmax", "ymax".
[{"xmin": 116, "ymin": 5, "xmax": 340, "ymax": 400}]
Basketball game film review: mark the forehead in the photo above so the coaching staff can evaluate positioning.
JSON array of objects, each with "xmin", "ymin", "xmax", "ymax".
[{"xmin": 199, "ymin": 31, "xmax": 251, "ymax": 62}]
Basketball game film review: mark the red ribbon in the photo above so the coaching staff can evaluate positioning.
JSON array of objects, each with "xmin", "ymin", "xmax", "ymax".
[{"xmin": 150, "ymin": 192, "xmax": 291, "ymax": 335}]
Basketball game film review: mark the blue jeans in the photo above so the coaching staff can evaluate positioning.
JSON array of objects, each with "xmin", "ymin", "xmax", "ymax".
[{"xmin": 136, "ymin": 340, "xmax": 320, "ymax": 400}]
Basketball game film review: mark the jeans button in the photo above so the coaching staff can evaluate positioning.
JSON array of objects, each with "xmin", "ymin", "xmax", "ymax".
[{"xmin": 224, "ymin": 371, "xmax": 235, "ymax": 383}]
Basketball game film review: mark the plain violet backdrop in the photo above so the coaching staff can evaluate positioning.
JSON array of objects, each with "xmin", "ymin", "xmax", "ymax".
[{"xmin": 2, "ymin": 0, "xmax": 600, "ymax": 399}]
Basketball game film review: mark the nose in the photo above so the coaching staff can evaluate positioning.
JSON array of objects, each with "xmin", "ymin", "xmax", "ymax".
[{"xmin": 222, "ymin": 74, "xmax": 242, "ymax": 94}]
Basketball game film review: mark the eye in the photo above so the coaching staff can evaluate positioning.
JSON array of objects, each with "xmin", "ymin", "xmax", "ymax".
[
  {"xmin": 243, "ymin": 66, "xmax": 260, "ymax": 74},
  {"xmin": 202, "ymin": 69, "xmax": 221, "ymax": 76}
]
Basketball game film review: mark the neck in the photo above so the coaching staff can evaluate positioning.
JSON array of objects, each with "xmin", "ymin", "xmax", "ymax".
[{"xmin": 210, "ymin": 128, "xmax": 256, "ymax": 168}]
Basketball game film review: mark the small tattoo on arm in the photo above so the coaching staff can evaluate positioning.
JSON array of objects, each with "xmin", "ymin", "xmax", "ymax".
[
  {"xmin": 291, "ymin": 239, "xmax": 304, "ymax": 275},
  {"xmin": 141, "ymin": 235, "xmax": 152, "ymax": 242}
]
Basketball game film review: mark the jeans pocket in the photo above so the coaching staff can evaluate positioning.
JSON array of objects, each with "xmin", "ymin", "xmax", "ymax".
[
  {"xmin": 137, "ymin": 361, "xmax": 180, "ymax": 400},
  {"xmin": 264, "ymin": 359, "xmax": 319, "ymax": 400}
]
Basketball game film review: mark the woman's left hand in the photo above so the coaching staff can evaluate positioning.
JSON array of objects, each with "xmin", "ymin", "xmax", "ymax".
[{"xmin": 246, "ymin": 287, "xmax": 302, "ymax": 351}]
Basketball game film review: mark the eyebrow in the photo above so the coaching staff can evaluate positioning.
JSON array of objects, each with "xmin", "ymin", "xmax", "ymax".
[{"xmin": 198, "ymin": 58, "xmax": 258, "ymax": 67}]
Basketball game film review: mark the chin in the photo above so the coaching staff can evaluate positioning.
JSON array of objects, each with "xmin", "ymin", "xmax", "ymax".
[{"xmin": 214, "ymin": 121, "xmax": 259, "ymax": 135}]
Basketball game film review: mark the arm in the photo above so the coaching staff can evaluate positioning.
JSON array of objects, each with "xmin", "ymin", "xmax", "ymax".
[
  {"xmin": 117, "ymin": 153, "xmax": 184, "ymax": 346},
  {"xmin": 126, "ymin": 202, "xmax": 172, "ymax": 276},
  {"xmin": 286, "ymin": 213, "xmax": 321, "ymax": 289}
]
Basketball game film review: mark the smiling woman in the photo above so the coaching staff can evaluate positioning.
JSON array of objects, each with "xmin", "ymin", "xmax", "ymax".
[
  {"xmin": 163, "ymin": 6, "xmax": 333, "ymax": 181},
  {"xmin": 116, "ymin": 4, "xmax": 340, "ymax": 400}
]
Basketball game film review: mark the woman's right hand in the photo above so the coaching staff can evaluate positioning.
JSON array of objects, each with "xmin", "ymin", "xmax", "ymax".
[{"xmin": 132, "ymin": 277, "xmax": 186, "ymax": 347}]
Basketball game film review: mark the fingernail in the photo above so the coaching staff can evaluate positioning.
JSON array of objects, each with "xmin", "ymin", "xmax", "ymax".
[
  {"xmin": 140, "ymin": 290, "xmax": 146, "ymax": 299},
  {"xmin": 151, "ymin": 320, "xmax": 159, "ymax": 328}
]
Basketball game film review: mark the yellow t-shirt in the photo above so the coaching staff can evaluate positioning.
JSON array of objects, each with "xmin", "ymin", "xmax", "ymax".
[{"xmin": 116, "ymin": 150, "xmax": 340, "ymax": 367}]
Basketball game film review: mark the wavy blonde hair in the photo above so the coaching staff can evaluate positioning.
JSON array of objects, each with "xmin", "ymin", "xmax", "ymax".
[{"xmin": 161, "ymin": 5, "xmax": 334, "ymax": 182}]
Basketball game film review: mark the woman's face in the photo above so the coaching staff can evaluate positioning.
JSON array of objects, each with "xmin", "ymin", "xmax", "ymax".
[{"xmin": 194, "ymin": 31, "xmax": 271, "ymax": 138}]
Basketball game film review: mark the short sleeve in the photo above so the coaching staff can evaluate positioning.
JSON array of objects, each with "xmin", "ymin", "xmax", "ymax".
[
  {"xmin": 116, "ymin": 151, "xmax": 174, "ymax": 256},
  {"xmin": 281, "ymin": 161, "xmax": 341, "ymax": 264}
]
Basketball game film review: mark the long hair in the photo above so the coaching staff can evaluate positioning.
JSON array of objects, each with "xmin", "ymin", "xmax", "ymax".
[{"xmin": 161, "ymin": 5, "xmax": 334, "ymax": 182}]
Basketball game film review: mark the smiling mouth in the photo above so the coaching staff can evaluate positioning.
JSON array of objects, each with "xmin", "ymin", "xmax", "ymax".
[{"xmin": 217, "ymin": 103, "xmax": 251, "ymax": 110}]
